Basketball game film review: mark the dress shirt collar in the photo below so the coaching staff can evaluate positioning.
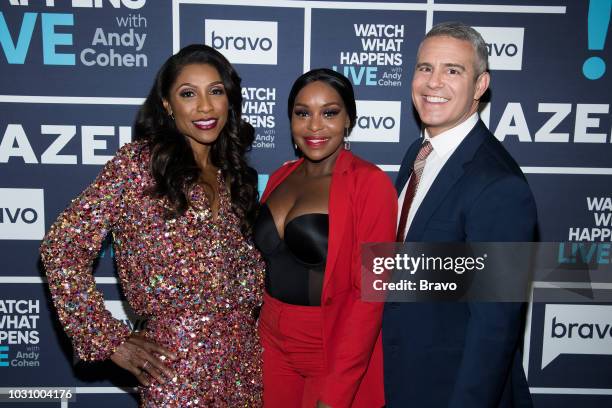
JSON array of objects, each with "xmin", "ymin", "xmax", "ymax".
[{"xmin": 423, "ymin": 113, "xmax": 479, "ymax": 158}]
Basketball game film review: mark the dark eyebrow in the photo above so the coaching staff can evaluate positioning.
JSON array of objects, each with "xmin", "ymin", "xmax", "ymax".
[
  {"xmin": 176, "ymin": 80, "xmax": 224, "ymax": 88},
  {"xmin": 293, "ymin": 102, "xmax": 342, "ymax": 109},
  {"xmin": 444, "ymin": 63, "xmax": 466, "ymax": 71},
  {"xmin": 415, "ymin": 62, "xmax": 467, "ymax": 72},
  {"xmin": 322, "ymin": 102, "xmax": 342, "ymax": 107}
]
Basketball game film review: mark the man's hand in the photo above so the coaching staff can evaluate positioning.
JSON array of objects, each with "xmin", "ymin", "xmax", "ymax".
[{"xmin": 110, "ymin": 332, "xmax": 177, "ymax": 386}]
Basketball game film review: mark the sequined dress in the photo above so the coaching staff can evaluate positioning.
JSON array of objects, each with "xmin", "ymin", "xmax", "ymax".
[{"xmin": 40, "ymin": 141, "xmax": 264, "ymax": 407}]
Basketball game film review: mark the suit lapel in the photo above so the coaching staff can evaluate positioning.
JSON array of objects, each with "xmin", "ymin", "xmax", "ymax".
[
  {"xmin": 261, "ymin": 151, "xmax": 352, "ymax": 296},
  {"xmin": 406, "ymin": 121, "xmax": 489, "ymax": 241},
  {"xmin": 324, "ymin": 149, "xmax": 352, "ymax": 294},
  {"xmin": 260, "ymin": 158, "xmax": 303, "ymax": 203}
]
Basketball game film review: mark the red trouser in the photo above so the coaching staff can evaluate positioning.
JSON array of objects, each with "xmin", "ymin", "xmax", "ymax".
[{"xmin": 259, "ymin": 292, "xmax": 327, "ymax": 408}]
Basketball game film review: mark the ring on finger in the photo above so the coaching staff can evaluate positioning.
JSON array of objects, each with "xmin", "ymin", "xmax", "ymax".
[{"xmin": 142, "ymin": 360, "xmax": 150, "ymax": 371}]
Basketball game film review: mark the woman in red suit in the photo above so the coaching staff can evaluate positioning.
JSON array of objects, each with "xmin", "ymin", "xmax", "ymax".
[{"xmin": 253, "ymin": 69, "xmax": 397, "ymax": 408}]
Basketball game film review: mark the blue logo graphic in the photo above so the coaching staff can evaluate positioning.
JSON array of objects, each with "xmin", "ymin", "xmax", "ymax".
[
  {"xmin": 583, "ymin": 0, "xmax": 611, "ymax": 80},
  {"xmin": 258, "ymin": 174, "xmax": 269, "ymax": 197},
  {"xmin": 557, "ymin": 242, "xmax": 611, "ymax": 265},
  {"xmin": 0, "ymin": 12, "xmax": 75, "ymax": 65},
  {"xmin": 332, "ymin": 65, "xmax": 378, "ymax": 86},
  {"xmin": 0, "ymin": 346, "xmax": 9, "ymax": 367}
]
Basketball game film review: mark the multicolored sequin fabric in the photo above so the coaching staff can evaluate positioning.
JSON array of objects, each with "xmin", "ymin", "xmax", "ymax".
[{"xmin": 40, "ymin": 141, "xmax": 264, "ymax": 407}]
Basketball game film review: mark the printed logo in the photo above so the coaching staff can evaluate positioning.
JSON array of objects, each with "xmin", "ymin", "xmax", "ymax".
[
  {"xmin": 0, "ymin": 189, "xmax": 44, "ymax": 240},
  {"xmin": 6, "ymin": 0, "xmax": 146, "ymax": 8},
  {"xmin": 205, "ymin": 19, "xmax": 277, "ymax": 65},
  {"xmin": 258, "ymin": 174, "xmax": 269, "ymax": 197},
  {"xmin": 0, "ymin": 12, "xmax": 75, "ymax": 65},
  {"xmin": 351, "ymin": 100, "xmax": 401, "ymax": 143},
  {"xmin": 0, "ymin": 299, "xmax": 40, "ymax": 368},
  {"xmin": 542, "ymin": 304, "xmax": 612, "ymax": 369},
  {"xmin": 567, "ymin": 196, "xmax": 612, "ymax": 242},
  {"xmin": 1, "ymin": 1, "xmax": 148, "ymax": 67},
  {"xmin": 473, "ymin": 27, "xmax": 524, "ymax": 71},
  {"xmin": 0, "ymin": 346, "xmax": 8, "ymax": 367},
  {"xmin": 242, "ymin": 87, "xmax": 277, "ymax": 149},
  {"xmin": 333, "ymin": 23, "xmax": 404, "ymax": 88}
]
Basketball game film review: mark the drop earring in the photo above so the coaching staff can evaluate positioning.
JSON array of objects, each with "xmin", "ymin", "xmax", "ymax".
[{"xmin": 343, "ymin": 127, "xmax": 350, "ymax": 150}]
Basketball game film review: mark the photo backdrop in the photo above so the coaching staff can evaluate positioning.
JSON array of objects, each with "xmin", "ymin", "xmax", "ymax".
[{"xmin": 0, "ymin": 1, "xmax": 611, "ymax": 407}]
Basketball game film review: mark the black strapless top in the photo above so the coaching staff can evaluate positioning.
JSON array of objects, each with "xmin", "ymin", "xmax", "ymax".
[{"xmin": 253, "ymin": 203, "xmax": 329, "ymax": 306}]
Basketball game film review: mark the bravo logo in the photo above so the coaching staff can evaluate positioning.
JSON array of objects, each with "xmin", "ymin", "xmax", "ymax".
[
  {"xmin": 473, "ymin": 27, "xmax": 524, "ymax": 71},
  {"xmin": 351, "ymin": 100, "xmax": 401, "ymax": 143},
  {"xmin": 205, "ymin": 19, "xmax": 277, "ymax": 65},
  {"xmin": 0, "ymin": 188, "xmax": 44, "ymax": 240},
  {"xmin": 542, "ymin": 304, "xmax": 612, "ymax": 369}
]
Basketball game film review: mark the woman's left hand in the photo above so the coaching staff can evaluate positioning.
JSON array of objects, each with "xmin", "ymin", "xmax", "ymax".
[{"xmin": 110, "ymin": 332, "xmax": 177, "ymax": 386}]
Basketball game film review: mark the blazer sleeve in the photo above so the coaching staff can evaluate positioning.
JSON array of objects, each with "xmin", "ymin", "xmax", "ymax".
[
  {"xmin": 448, "ymin": 174, "xmax": 537, "ymax": 408},
  {"xmin": 320, "ymin": 169, "xmax": 398, "ymax": 407},
  {"xmin": 39, "ymin": 144, "xmax": 136, "ymax": 361}
]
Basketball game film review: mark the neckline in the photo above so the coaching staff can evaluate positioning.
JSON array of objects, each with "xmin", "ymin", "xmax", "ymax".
[
  {"xmin": 192, "ymin": 169, "xmax": 225, "ymax": 222},
  {"xmin": 261, "ymin": 149, "xmax": 355, "ymax": 203},
  {"xmin": 262, "ymin": 203, "xmax": 328, "ymax": 241}
]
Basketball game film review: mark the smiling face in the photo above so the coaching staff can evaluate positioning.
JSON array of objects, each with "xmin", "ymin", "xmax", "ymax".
[
  {"xmin": 411, "ymin": 35, "xmax": 489, "ymax": 137},
  {"xmin": 291, "ymin": 80, "xmax": 350, "ymax": 163},
  {"xmin": 163, "ymin": 63, "xmax": 229, "ymax": 152}
]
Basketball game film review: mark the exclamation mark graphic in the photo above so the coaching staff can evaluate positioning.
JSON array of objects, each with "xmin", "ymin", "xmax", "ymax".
[{"xmin": 583, "ymin": 0, "xmax": 611, "ymax": 80}]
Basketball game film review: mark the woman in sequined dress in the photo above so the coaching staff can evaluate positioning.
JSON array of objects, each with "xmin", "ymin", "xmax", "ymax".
[
  {"xmin": 40, "ymin": 44, "xmax": 264, "ymax": 407},
  {"xmin": 253, "ymin": 69, "xmax": 397, "ymax": 407}
]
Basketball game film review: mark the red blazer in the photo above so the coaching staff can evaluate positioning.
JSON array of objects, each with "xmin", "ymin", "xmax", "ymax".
[{"xmin": 261, "ymin": 150, "xmax": 398, "ymax": 408}]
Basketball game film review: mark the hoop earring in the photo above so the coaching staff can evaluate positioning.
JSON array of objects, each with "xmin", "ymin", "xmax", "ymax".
[{"xmin": 344, "ymin": 127, "xmax": 350, "ymax": 150}]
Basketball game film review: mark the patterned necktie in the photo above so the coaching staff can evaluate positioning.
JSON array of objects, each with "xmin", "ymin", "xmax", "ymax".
[{"xmin": 396, "ymin": 141, "xmax": 433, "ymax": 242}]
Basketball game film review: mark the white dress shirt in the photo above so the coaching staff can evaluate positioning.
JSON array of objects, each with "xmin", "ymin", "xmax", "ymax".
[{"xmin": 397, "ymin": 113, "xmax": 479, "ymax": 240}]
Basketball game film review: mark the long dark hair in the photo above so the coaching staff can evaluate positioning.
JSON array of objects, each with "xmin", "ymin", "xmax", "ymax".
[
  {"xmin": 287, "ymin": 68, "xmax": 357, "ymax": 132},
  {"xmin": 134, "ymin": 44, "xmax": 258, "ymax": 236}
]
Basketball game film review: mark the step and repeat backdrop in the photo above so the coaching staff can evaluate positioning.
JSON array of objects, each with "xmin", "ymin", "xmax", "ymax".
[{"xmin": 1, "ymin": 0, "xmax": 611, "ymax": 407}]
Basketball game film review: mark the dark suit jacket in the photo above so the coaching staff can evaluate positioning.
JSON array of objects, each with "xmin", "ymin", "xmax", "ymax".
[
  {"xmin": 262, "ymin": 150, "xmax": 397, "ymax": 407},
  {"xmin": 382, "ymin": 120, "xmax": 537, "ymax": 408}
]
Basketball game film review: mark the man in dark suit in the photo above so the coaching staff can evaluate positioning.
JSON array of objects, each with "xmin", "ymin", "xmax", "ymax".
[{"xmin": 382, "ymin": 22, "xmax": 537, "ymax": 407}]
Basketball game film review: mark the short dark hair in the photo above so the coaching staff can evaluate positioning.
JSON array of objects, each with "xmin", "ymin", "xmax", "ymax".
[
  {"xmin": 423, "ymin": 21, "xmax": 489, "ymax": 76},
  {"xmin": 287, "ymin": 68, "xmax": 357, "ymax": 133}
]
